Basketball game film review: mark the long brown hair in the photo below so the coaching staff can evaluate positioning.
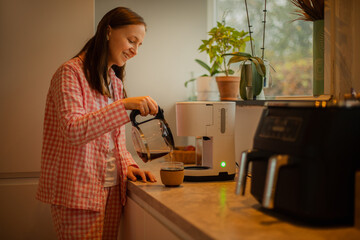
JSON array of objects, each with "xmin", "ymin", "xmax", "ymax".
[{"xmin": 77, "ymin": 7, "xmax": 146, "ymax": 97}]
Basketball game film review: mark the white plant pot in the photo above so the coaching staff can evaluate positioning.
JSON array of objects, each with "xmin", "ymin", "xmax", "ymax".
[
  {"xmin": 196, "ymin": 76, "xmax": 219, "ymax": 101},
  {"xmin": 197, "ymin": 91, "xmax": 219, "ymax": 101},
  {"xmin": 257, "ymin": 88, "xmax": 266, "ymax": 100},
  {"xmin": 263, "ymin": 60, "xmax": 271, "ymax": 89}
]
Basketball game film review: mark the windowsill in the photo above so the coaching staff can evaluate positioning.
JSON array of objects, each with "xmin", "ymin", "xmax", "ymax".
[
  {"xmin": 271, "ymin": 95, "xmax": 332, "ymax": 101},
  {"xmin": 235, "ymin": 95, "xmax": 332, "ymax": 106}
]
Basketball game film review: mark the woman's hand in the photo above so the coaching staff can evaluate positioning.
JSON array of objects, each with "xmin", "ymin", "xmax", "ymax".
[
  {"xmin": 127, "ymin": 165, "xmax": 157, "ymax": 183},
  {"xmin": 122, "ymin": 96, "xmax": 158, "ymax": 116}
]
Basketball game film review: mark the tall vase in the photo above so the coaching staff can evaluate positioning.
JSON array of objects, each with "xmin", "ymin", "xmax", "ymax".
[{"xmin": 313, "ymin": 19, "xmax": 324, "ymax": 96}]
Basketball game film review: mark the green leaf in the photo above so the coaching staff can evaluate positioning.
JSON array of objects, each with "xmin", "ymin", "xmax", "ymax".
[
  {"xmin": 253, "ymin": 57, "xmax": 266, "ymax": 76},
  {"xmin": 239, "ymin": 31, "xmax": 248, "ymax": 37},
  {"xmin": 242, "ymin": 36, "xmax": 251, "ymax": 42},
  {"xmin": 184, "ymin": 78, "xmax": 196, "ymax": 88},
  {"xmin": 240, "ymin": 64, "xmax": 248, "ymax": 100},
  {"xmin": 210, "ymin": 62, "xmax": 220, "ymax": 76},
  {"xmin": 269, "ymin": 63, "xmax": 276, "ymax": 72},
  {"xmin": 251, "ymin": 62, "xmax": 263, "ymax": 96},
  {"xmin": 228, "ymin": 55, "xmax": 250, "ymax": 65},
  {"xmin": 195, "ymin": 59, "xmax": 211, "ymax": 73},
  {"xmin": 239, "ymin": 45, "xmax": 246, "ymax": 52},
  {"xmin": 250, "ymin": 58, "xmax": 265, "ymax": 76},
  {"xmin": 252, "ymin": 56, "xmax": 264, "ymax": 65},
  {"xmin": 235, "ymin": 52, "xmax": 253, "ymax": 58}
]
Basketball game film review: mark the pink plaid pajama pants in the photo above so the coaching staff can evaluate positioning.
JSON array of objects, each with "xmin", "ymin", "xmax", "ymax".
[{"xmin": 51, "ymin": 186, "xmax": 122, "ymax": 239}]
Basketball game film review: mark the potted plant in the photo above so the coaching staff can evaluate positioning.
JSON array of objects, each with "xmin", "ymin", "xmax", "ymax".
[
  {"xmin": 225, "ymin": 52, "xmax": 266, "ymax": 100},
  {"xmin": 223, "ymin": 0, "xmax": 270, "ymax": 100},
  {"xmin": 198, "ymin": 18, "xmax": 251, "ymax": 100},
  {"xmin": 184, "ymin": 59, "xmax": 222, "ymax": 101}
]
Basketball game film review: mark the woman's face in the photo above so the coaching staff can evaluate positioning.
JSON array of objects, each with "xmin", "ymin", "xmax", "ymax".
[{"xmin": 107, "ymin": 24, "xmax": 146, "ymax": 68}]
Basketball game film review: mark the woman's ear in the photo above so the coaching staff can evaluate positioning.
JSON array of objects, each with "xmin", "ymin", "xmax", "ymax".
[{"xmin": 106, "ymin": 26, "xmax": 112, "ymax": 41}]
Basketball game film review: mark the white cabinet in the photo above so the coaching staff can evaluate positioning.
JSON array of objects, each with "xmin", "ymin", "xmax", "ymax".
[
  {"xmin": 0, "ymin": 179, "xmax": 56, "ymax": 239},
  {"xmin": 120, "ymin": 196, "xmax": 181, "ymax": 240}
]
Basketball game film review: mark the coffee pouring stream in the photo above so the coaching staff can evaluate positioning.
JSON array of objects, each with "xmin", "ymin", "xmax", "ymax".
[{"xmin": 130, "ymin": 106, "xmax": 175, "ymax": 163}]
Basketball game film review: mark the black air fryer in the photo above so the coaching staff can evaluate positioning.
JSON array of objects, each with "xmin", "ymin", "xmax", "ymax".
[{"xmin": 235, "ymin": 102, "xmax": 360, "ymax": 225}]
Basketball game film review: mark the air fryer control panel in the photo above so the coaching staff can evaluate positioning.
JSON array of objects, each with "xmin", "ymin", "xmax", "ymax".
[{"xmin": 258, "ymin": 116, "xmax": 302, "ymax": 142}]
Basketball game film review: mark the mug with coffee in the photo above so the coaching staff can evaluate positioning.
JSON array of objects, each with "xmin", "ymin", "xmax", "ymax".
[{"xmin": 160, "ymin": 162, "xmax": 184, "ymax": 187}]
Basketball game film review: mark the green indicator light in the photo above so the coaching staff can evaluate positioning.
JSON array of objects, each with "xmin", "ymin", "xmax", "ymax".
[{"xmin": 221, "ymin": 161, "xmax": 226, "ymax": 167}]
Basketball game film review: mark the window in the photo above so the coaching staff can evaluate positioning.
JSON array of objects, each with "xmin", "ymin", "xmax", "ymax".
[{"xmin": 214, "ymin": 0, "xmax": 313, "ymax": 97}]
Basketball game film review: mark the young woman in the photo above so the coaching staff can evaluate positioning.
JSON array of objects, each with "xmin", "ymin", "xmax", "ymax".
[{"xmin": 37, "ymin": 7, "xmax": 156, "ymax": 239}]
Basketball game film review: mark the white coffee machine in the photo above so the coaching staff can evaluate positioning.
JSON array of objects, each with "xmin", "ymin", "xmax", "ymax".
[{"xmin": 176, "ymin": 101, "xmax": 236, "ymax": 181}]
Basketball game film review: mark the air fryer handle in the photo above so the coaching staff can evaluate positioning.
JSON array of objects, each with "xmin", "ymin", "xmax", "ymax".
[
  {"xmin": 235, "ymin": 150, "xmax": 251, "ymax": 196},
  {"xmin": 262, "ymin": 154, "xmax": 290, "ymax": 209},
  {"xmin": 235, "ymin": 149, "xmax": 276, "ymax": 196},
  {"xmin": 130, "ymin": 105, "xmax": 164, "ymax": 127}
]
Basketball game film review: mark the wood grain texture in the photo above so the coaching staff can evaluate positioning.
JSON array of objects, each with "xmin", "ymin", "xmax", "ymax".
[{"xmin": 325, "ymin": 0, "xmax": 360, "ymax": 99}]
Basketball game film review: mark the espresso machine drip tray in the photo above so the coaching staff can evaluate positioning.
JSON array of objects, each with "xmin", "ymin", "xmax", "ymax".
[
  {"xmin": 184, "ymin": 166, "xmax": 235, "ymax": 182},
  {"xmin": 185, "ymin": 166, "xmax": 210, "ymax": 170}
]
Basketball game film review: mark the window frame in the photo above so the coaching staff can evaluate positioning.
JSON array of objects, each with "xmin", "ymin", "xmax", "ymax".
[{"xmin": 207, "ymin": 0, "xmax": 331, "ymax": 100}]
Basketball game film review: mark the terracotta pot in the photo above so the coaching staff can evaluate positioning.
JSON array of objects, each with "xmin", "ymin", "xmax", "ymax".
[{"xmin": 215, "ymin": 76, "xmax": 240, "ymax": 100}]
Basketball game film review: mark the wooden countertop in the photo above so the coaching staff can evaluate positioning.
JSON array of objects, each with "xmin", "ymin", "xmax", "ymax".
[{"xmin": 127, "ymin": 159, "xmax": 360, "ymax": 240}]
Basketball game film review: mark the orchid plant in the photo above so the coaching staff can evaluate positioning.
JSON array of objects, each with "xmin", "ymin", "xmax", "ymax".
[{"xmin": 224, "ymin": 0, "xmax": 269, "ymax": 100}]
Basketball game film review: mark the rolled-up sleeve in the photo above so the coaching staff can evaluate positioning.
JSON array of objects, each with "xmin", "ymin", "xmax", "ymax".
[{"xmin": 51, "ymin": 64, "xmax": 130, "ymax": 146}]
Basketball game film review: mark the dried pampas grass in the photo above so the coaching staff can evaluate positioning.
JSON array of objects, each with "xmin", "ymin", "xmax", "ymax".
[{"xmin": 290, "ymin": 0, "xmax": 324, "ymax": 21}]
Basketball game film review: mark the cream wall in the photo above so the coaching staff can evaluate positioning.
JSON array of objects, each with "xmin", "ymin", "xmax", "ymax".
[
  {"xmin": 95, "ymin": 0, "xmax": 209, "ymax": 157},
  {"xmin": 0, "ymin": 0, "xmax": 209, "ymax": 170},
  {"xmin": 0, "ymin": 0, "xmax": 94, "ymax": 172},
  {"xmin": 0, "ymin": 1, "xmax": 94, "ymax": 239}
]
